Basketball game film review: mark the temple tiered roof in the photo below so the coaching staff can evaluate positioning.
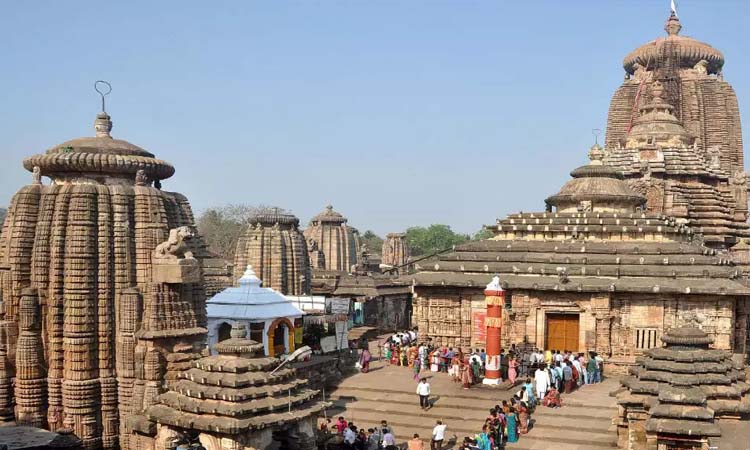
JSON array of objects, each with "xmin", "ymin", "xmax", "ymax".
[
  {"xmin": 146, "ymin": 323, "xmax": 325, "ymax": 435},
  {"xmin": 617, "ymin": 326, "xmax": 750, "ymax": 441},
  {"xmin": 623, "ymin": 13, "xmax": 724, "ymax": 75}
]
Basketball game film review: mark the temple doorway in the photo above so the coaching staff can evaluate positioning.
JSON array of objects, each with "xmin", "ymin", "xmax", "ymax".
[
  {"xmin": 217, "ymin": 322, "xmax": 232, "ymax": 343},
  {"xmin": 545, "ymin": 313, "xmax": 580, "ymax": 352},
  {"xmin": 267, "ymin": 318, "xmax": 295, "ymax": 357}
]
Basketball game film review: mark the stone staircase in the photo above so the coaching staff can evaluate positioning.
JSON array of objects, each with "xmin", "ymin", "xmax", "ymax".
[{"xmin": 322, "ymin": 362, "xmax": 618, "ymax": 450}]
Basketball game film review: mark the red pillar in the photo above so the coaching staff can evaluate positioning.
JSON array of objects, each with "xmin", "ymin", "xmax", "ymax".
[{"xmin": 483, "ymin": 276, "xmax": 504, "ymax": 385}]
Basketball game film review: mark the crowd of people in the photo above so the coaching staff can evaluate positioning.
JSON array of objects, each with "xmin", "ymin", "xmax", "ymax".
[
  {"xmin": 342, "ymin": 337, "xmax": 606, "ymax": 449},
  {"xmin": 320, "ymin": 417, "xmax": 398, "ymax": 449}
]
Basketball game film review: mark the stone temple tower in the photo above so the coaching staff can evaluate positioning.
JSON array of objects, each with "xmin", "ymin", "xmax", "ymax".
[
  {"xmin": 232, "ymin": 210, "xmax": 311, "ymax": 295},
  {"xmin": 0, "ymin": 97, "xmax": 208, "ymax": 449},
  {"xmin": 381, "ymin": 232, "xmax": 410, "ymax": 273},
  {"xmin": 303, "ymin": 205, "xmax": 360, "ymax": 272},
  {"xmin": 604, "ymin": 11, "xmax": 749, "ymax": 248}
]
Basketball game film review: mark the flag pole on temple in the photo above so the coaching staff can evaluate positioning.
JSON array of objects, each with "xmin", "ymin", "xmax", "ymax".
[{"xmin": 482, "ymin": 275, "xmax": 504, "ymax": 385}]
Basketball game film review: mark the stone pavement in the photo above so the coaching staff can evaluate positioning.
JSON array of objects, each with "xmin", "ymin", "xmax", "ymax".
[{"xmin": 323, "ymin": 356, "xmax": 618, "ymax": 450}]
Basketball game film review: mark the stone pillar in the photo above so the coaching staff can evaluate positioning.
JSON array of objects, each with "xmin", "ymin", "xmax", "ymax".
[
  {"xmin": 0, "ymin": 321, "xmax": 14, "ymax": 422},
  {"xmin": 483, "ymin": 276, "xmax": 504, "ymax": 385},
  {"xmin": 14, "ymin": 288, "xmax": 47, "ymax": 427}
]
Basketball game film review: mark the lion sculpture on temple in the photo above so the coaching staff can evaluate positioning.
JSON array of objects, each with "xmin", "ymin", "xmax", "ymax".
[{"xmin": 153, "ymin": 226, "xmax": 196, "ymax": 261}]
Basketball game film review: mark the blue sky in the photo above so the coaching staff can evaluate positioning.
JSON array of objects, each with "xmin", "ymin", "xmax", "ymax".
[{"xmin": 2, "ymin": 1, "xmax": 749, "ymax": 235}]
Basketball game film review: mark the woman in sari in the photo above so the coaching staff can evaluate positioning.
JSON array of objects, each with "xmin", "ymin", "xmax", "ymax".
[
  {"xmin": 359, "ymin": 348, "xmax": 372, "ymax": 373},
  {"xmin": 508, "ymin": 356, "xmax": 519, "ymax": 384},
  {"xmin": 505, "ymin": 407, "xmax": 519, "ymax": 443},
  {"xmin": 412, "ymin": 354, "xmax": 421, "ymax": 380},
  {"xmin": 400, "ymin": 346, "xmax": 408, "ymax": 366},
  {"xmin": 390, "ymin": 345, "xmax": 400, "ymax": 366},
  {"xmin": 384, "ymin": 341, "xmax": 392, "ymax": 364},
  {"xmin": 523, "ymin": 378, "xmax": 536, "ymax": 409},
  {"xmin": 459, "ymin": 361, "xmax": 473, "ymax": 389},
  {"xmin": 518, "ymin": 401, "xmax": 530, "ymax": 434},
  {"xmin": 476, "ymin": 425, "xmax": 492, "ymax": 450},
  {"xmin": 408, "ymin": 345, "xmax": 418, "ymax": 368}
]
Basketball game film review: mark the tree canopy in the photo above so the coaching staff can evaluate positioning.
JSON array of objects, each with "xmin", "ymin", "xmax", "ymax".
[
  {"xmin": 405, "ymin": 224, "xmax": 470, "ymax": 257},
  {"xmin": 195, "ymin": 204, "xmax": 285, "ymax": 260},
  {"xmin": 360, "ymin": 230, "xmax": 384, "ymax": 255}
]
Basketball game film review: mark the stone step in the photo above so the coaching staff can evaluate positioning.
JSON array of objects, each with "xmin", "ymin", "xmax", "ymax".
[
  {"xmin": 329, "ymin": 399, "xmax": 614, "ymax": 433},
  {"xmin": 332, "ymin": 415, "xmax": 616, "ymax": 450},
  {"xmin": 329, "ymin": 389, "xmax": 615, "ymax": 418}
]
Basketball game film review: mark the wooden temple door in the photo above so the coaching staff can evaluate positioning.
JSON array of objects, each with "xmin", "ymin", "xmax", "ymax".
[{"xmin": 545, "ymin": 314, "xmax": 580, "ymax": 352}]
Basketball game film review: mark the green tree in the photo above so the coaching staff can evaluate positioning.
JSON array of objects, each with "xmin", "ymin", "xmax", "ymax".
[
  {"xmin": 405, "ymin": 224, "xmax": 470, "ymax": 257},
  {"xmin": 196, "ymin": 204, "xmax": 285, "ymax": 260},
  {"xmin": 360, "ymin": 230, "xmax": 384, "ymax": 255},
  {"xmin": 472, "ymin": 227, "xmax": 494, "ymax": 241}
]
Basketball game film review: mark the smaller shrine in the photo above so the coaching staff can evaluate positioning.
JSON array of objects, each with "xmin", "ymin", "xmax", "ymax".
[
  {"xmin": 143, "ymin": 323, "xmax": 325, "ymax": 450},
  {"xmin": 207, "ymin": 266, "xmax": 304, "ymax": 357},
  {"xmin": 615, "ymin": 326, "xmax": 750, "ymax": 450}
]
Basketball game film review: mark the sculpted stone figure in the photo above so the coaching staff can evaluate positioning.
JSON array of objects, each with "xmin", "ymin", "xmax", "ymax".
[
  {"xmin": 135, "ymin": 169, "xmax": 149, "ymax": 186},
  {"xmin": 693, "ymin": 59, "xmax": 709, "ymax": 75},
  {"xmin": 31, "ymin": 166, "xmax": 42, "ymax": 185},
  {"xmin": 153, "ymin": 226, "xmax": 195, "ymax": 261}
]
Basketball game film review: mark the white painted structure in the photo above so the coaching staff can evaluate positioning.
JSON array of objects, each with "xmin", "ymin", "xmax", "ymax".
[{"xmin": 207, "ymin": 265, "xmax": 304, "ymax": 357}]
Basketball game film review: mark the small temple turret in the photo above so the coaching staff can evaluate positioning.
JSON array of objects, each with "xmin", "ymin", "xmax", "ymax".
[
  {"xmin": 615, "ymin": 325, "xmax": 750, "ymax": 449},
  {"xmin": 303, "ymin": 205, "xmax": 360, "ymax": 273},
  {"xmin": 381, "ymin": 232, "xmax": 410, "ymax": 273},
  {"xmin": 145, "ymin": 322, "xmax": 325, "ymax": 450},
  {"xmin": 232, "ymin": 210, "xmax": 311, "ymax": 295},
  {"xmin": 545, "ymin": 144, "xmax": 646, "ymax": 214}
]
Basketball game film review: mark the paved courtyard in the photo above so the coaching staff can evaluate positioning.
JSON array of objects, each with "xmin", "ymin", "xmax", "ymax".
[{"xmin": 323, "ymin": 353, "xmax": 618, "ymax": 450}]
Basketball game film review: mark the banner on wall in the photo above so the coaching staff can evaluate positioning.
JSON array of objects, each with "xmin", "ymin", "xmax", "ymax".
[{"xmin": 473, "ymin": 310, "xmax": 487, "ymax": 344}]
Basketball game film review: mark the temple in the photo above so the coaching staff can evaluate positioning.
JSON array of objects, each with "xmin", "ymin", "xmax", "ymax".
[
  {"xmin": 411, "ymin": 144, "xmax": 750, "ymax": 369},
  {"xmin": 232, "ymin": 210, "xmax": 311, "ymax": 295},
  {"xmin": 410, "ymin": 11, "xmax": 750, "ymax": 369},
  {"xmin": 141, "ymin": 323, "xmax": 325, "ymax": 450},
  {"xmin": 0, "ymin": 105, "xmax": 208, "ymax": 449},
  {"xmin": 604, "ymin": 12, "xmax": 749, "ymax": 248},
  {"xmin": 615, "ymin": 326, "xmax": 750, "ymax": 449},
  {"xmin": 381, "ymin": 232, "xmax": 411, "ymax": 273}
]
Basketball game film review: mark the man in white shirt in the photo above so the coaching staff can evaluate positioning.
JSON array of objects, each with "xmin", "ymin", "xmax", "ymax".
[
  {"xmin": 431, "ymin": 420, "xmax": 447, "ymax": 450},
  {"xmin": 343, "ymin": 424, "xmax": 356, "ymax": 445},
  {"xmin": 416, "ymin": 378, "xmax": 431, "ymax": 410},
  {"xmin": 382, "ymin": 430, "xmax": 396, "ymax": 448},
  {"xmin": 534, "ymin": 365, "xmax": 550, "ymax": 399}
]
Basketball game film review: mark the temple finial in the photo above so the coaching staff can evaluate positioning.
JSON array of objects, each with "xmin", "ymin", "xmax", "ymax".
[
  {"xmin": 665, "ymin": 9, "xmax": 681, "ymax": 36},
  {"xmin": 94, "ymin": 81, "xmax": 113, "ymax": 138}
]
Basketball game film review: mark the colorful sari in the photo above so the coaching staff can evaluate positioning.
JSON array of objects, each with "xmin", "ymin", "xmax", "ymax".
[{"xmin": 505, "ymin": 412, "xmax": 518, "ymax": 443}]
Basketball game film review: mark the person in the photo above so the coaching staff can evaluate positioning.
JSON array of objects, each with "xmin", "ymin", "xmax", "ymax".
[
  {"xmin": 359, "ymin": 347, "xmax": 372, "ymax": 373},
  {"xmin": 554, "ymin": 361, "xmax": 564, "ymax": 392},
  {"xmin": 320, "ymin": 417, "xmax": 331, "ymax": 433},
  {"xmin": 343, "ymin": 424, "xmax": 357, "ymax": 448},
  {"xmin": 356, "ymin": 428, "xmax": 368, "ymax": 450},
  {"xmin": 523, "ymin": 377, "xmax": 536, "ymax": 408},
  {"xmin": 543, "ymin": 386, "xmax": 563, "ymax": 408},
  {"xmin": 336, "ymin": 416, "xmax": 348, "ymax": 434},
  {"xmin": 408, "ymin": 345, "xmax": 418, "ymax": 367},
  {"xmin": 408, "ymin": 434, "xmax": 424, "ymax": 450},
  {"xmin": 500, "ymin": 349, "xmax": 508, "ymax": 381},
  {"xmin": 544, "ymin": 349, "xmax": 553, "ymax": 366},
  {"xmin": 416, "ymin": 378, "xmax": 431, "ymax": 410},
  {"xmin": 595, "ymin": 353, "xmax": 604, "ymax": 383},
  {"xmin": 505, "ymin": 407, "xmax": 518, "ymax": 443},
  {"xmin": 476, "ymin": 425, "xmax": 491, "ymax": 450},
  {"xmin": 430, "ymin": 350, "xmax": 440, "ymax": 372},
  {"xmin": 470, "ymin": 355, "xmax": 482, "ymax": 383},
  {"xmin": 413, "ymin": 351, "xmax": 422, "ymax": 380},
  {"xmin": 562, "ymin": 361, "xmax": 574, "ymax": 393},
  {"xmin": 508, "ymin": 356, "xmax": 519, "ymax": 384},
  {"xmin": 390, "ymin": 345, "xmax": 400, "ymax": 366},
  {"xmin": 518, "ymin": 401, "xmax": 530, "ymax": 434},
  {"xmin": 460, "ymin": 360, "xmax": 473, "ymax": 389},
  {"xmin": 534, "ymin": 363, "xmax": 550, "ymax": 400},
  {"xmin": 431, "ymin": 420, "xmax": 447, "ymax": 450},
  {"xmin": 586, "ymin": 352, "xmax": 597, "ymax": 385},
  {"xmin": 571, "ymin": 355, "xmax": 583, "ymax": 386},
  {"xmin": 382, "ymin": 429, "xmax": 397, "ymax": 449},
  {"xmin": 400, "ymin": 345, "xmax": 408, "ymax": 366},
  {"xmin": 367, "ymin": 428, "xmax": 380, "ymax": 450},
  {"xmin": 384, "ymin": 340, "xmax": 392, "ymax": 364}
]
